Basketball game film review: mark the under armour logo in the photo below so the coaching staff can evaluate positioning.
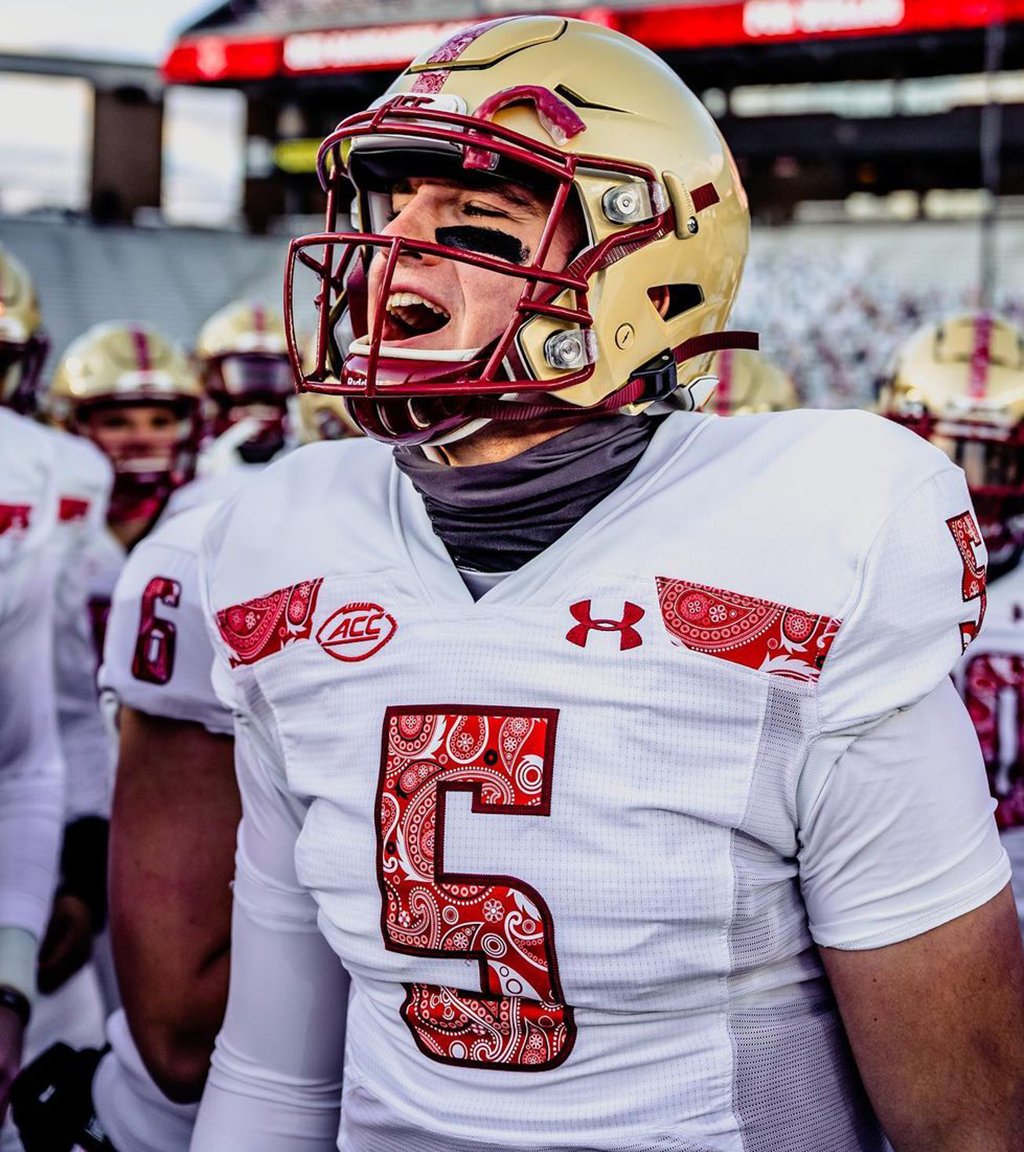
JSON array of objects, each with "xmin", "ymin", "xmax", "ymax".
[{"xmin": 566, "ymin": 600, "xmax": 645, "ymax": 651}]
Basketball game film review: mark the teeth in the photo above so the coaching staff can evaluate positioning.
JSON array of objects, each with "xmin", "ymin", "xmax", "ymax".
[{"xmin": 386, "ymin": 292, "xmax": 449, "ymax": 318}]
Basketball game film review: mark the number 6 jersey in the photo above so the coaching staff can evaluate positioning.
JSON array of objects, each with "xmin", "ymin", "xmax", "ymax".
[{"xmin": 197, "ymin": 408, "xmax": 1007, "ymax": 1152}]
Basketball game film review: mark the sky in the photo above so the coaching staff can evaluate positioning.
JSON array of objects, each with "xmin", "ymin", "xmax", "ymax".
[
  {"xmin": 0, "ymin": 0, "xmax": 246, "ymax": 224},
  {"xmin": 0, "ymin": 0, "xmax": 212, "ymax": 62}
]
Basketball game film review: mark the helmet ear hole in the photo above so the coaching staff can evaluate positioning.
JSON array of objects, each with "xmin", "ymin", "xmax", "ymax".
[{"xmin": 648, "ymin": 284, "xmax": 704, "ymax": 322}]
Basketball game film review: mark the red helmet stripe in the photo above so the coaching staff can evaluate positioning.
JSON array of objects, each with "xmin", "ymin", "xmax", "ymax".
[
  {"xmin": 691, "ymin": 183, "xmax": 721, "ymax": 213},
  {"xmin": 411, "ymin": 18, "xmax": 515, "ymax": 93},
  {"xmin": 131, "ymin": 327, "xmax": 152, "ymax": 371},
  {"xmin": 968, "ymin": 313, "xmax": 993, "ymax": 399},
  {"xmin": 715, "ymin": 347, "xmax": 734, "ymax": 414}
]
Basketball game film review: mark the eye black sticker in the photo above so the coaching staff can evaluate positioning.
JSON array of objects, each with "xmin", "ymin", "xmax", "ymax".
[{"xmin": 436, "ymin": 226, "xmax": 529, "ymax": 265}]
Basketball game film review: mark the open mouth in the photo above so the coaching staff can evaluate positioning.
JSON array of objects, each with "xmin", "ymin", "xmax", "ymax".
[{"xmin": 382, "ymin": 291, "xmax": 450, "ymax": 341}]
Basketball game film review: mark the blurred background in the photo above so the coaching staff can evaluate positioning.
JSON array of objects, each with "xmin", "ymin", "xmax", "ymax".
[{"xmin": 2, "ymin": 0, "xmax": 1023, "ymax": 406}]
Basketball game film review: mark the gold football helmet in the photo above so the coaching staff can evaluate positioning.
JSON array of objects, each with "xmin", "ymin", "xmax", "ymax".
[
  {"xmin": 49, "ymin": 322, "xmax": 203, "ymax": 514},
  {"xmin": 879, "ymin": 311, "xmax": 1024, "ymax": 576},
  {"xmin": 196, "ymin": 300, "xmax": 295, "ymax": 461},
  {"xmin": 296, "ymin": 391, "xmax": 362, "ymax": 442},
  {"xmin": 0, "ymin": 244, "xmax": 49, "ymax": 413},
  {"xmin": 288, "ymin": 15, "xmax": 753, "ymax": 445},
  {"xmin": 709, "ymin": 348, "xmax": 800, "ymax": 414}
]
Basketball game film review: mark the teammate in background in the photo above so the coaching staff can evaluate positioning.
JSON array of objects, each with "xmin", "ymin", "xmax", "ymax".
[
  {"xmin": 194, "ymin": 17, "xmax": 1024, "ymax": 1151},
  {"xmin": 44, "ymin": 322, "xmax": 203, "ymax": 657},
  {"xmin": 0, "ymin": 411, "xmax": 65, "ymax": 1123},
  {"xmin": 709, "ymin": 346, "xmax": 801, "ymax": 414},
  {"xmin": 9, "ymin": 388, "xmax": 356, "ymax": 1152},
  {"xmin": 880, "ymin": 311, "xmax": 1024, "ymax": 926},
  {"xmin": 12, "ymin": 504, "xmax": 236, "ymax": 1152},
  {"xmin": 183, "ymin": 301, "xmax": 295, "ymax": 492},
  {"xmin": 295, "ymin": 389, "xmax": 362, "ymax": 443},
  {"xmin": 0, "ymin": 248, "xmax": 113, "ymax": 1152}
]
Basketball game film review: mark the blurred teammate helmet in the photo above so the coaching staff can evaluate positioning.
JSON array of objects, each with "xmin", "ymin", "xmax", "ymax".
[
  {"xmin": 296, "ymin": 335, "xmax": 362, "ymax": 442},
  {"xmin": 0, "ymin": 245, "xmax": 49, "ymax": 414},
  {"xmin": 49, "ymin": 322, "xmax": 203, "ymax": 517},
  {"xmin": 879, "ymin": 312, "xmax": 1024, "ymax": 577},
  {"xmin": 710, "ymin": 348, "xmax": 800, "ymax": 414},
  {"xmin": 287, "ymin": 15, "xmax": 753, "ymax": 446},
  {"xmin": 296, "ymin": 390, "xmax": 363, "ymax": 442},
  {"xmin": 196, "ymin": 300, "xmax": 295, "ymax": 463}
]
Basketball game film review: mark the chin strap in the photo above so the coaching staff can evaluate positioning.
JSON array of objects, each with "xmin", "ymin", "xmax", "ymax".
[{"xmin": 468, "ymin": 330, "xmax": 760, "ymax": 423}]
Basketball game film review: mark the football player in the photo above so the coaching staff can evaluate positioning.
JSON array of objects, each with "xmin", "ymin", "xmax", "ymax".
[
  {"xmin": 45, "ymin": 322, "xmax": 203, "ymax": 656},
  {"xmin": 194, "ymin": 17, "xmax": 1024, "ymax": 1150},
  {"xmin": 0, "ymin": 248, "xmax": 49, "ymax": 419},
  {"xmin": 11, "ymin": 499, "xmax": 238, "ymax": 1152},
  {"xmin": 880, "ymin": 311, "xmax": 1024, "ymax": 926},
  {"xmin": 194, "ymin": 300, "xmax": 294, "ymax": 469},
  {"xmin": 0, "ymin": 410, "xmax": 65, "ymax": 1122},
  {"xmin": 163, "ymin": 303, "xmax": 296, "ymax": 518},
  {"xmin": 0, "ymin": 247, "xmax": 112, "ymax": 1152}
]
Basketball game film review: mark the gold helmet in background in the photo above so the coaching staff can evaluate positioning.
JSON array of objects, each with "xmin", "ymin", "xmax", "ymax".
[
  {"xmin": 195, "ymin": 300, "xmax": 295, "ymax": 462},
  {"xmin": 879, "ymin": 311, "xmax": 1024, "ymax": 576},
  {"xmin": 289, "ymin": 15, "xmax": 753, "ymax": 446},
  {"xmin": 49, "ymin": 322, "xmax": 201, "ymax": 423},
  {"xmin": 296, "ymin": 391, "xmax": 363, "ymax": 442},
  {"xmin": 295, "ymin": 332, "xmax": 362, "ymax": 442},
  {"xmin": 709, "ymin": 348, "xmax": 800, "ymax": 414},
  {"xmin": 48, "ymin": 322, "xmax": 204, "ymax": 513},
  {"xmin": 0, "ymin": 244, "xmax": 49, "ymax": 413}
]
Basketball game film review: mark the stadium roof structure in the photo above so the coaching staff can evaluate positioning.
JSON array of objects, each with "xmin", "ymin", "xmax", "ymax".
[
  {"xmin": 164, "ymin": 0, "xmax": 1024, "ymax": 87},
  {"xmin": 160, "ymin": 0, "xmax": 1024, "ymax": 228}
]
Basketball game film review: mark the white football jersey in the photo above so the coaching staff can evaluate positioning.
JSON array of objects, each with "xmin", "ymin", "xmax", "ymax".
[
  {"xmin": 84, "ymin": 527, "xmax": 127, "ymax": 655},
  {"xmin": 39, "ymin": 427, "xmax": 115, "ymax": 820},
  {"xmin": 163, "ymin": 466, "xmax": 261, "ymax": 522},
  {"xmin": 100, "ymin": 500, "xmax": 232, "ymax": 736},
  {"xmin": 0, "ymin": 409, "xmax": 64, "ymax": 941},
  {"xmin": 956, "ymin": 560, "xmax": 1024, "ymax": 923},
  {"xmin": 201, "ymin": 409, "xmax": 1005, "ymax": 1151}
]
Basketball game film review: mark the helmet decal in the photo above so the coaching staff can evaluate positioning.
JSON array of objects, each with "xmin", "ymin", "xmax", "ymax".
[
  {"xmin": 410, "ymin": 18, "xmax": 517, "ymax": 94},
  {"xmin": 131, "ymin": 327, "xmax": 152, "ymax": 371}
]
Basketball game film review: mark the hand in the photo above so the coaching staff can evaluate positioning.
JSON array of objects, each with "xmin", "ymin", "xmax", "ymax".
[
  {"xmin": 0, "ymin": 1003, "xmax": 25, "ymax": 1124},
  {"xmin": 37, "ymin": 894, "xmax": 93, "ymax": 995}
]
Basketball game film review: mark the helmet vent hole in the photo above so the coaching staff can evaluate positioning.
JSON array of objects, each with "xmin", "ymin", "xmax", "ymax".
[
  {"xmin": 553, "ymin": 84, "xmax": 626, "ymax": 114},
  {"xmin": 649, "ymin": 284, "xmax": 704, "ymax": 322}
]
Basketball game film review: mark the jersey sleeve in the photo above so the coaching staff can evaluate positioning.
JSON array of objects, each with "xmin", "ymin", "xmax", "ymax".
[
  {"xmin": 817, "ymin": 462, "xmax": 986, "ymax": 731},
  {"xmin": 54, "ymin": 466, "xmax": 116, "ymax": 822},
  {"xmin": 798, "ymin": 677, "xmax": 1009, "ymax": 949},
  {"xmin": 0, "ymin": 435, "xmax": 64, "ymax": 950},
  {"xmin": 189, "ymin": 706, "xmax": 348, "ymax": 1152},
  {"xmin": 99, "ymin": 511, "xmax": 233, "ymax": 737}
]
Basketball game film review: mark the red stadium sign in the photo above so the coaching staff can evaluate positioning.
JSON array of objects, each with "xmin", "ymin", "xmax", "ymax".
[
  {"xmin": 629, "ymin": 0, "xmax": 1022, "ymax": 49},
  {"xmin": 162, "ymin": 0, "xmax": 1024, "ymax": 83}
]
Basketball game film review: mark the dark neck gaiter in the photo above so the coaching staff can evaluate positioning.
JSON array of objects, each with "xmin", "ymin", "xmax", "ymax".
[{"xmin": 393, "ymin": 414, "xmax": 665, "ymax": 573}]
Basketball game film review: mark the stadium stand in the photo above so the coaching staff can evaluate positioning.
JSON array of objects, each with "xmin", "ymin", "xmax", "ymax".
[
  {"xmin": 4, "ymin": 212, "xmax": 1024, "ymax": 409},
  {"xmin": 0, "ymin": 217, "xmax": 288, "ymax": 364}
]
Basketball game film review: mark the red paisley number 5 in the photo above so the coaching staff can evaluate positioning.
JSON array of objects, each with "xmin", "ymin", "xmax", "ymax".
[
  {"xmin": 131, "ymin": 576, "xmax": 182, "ymax": 685},
  {"xmin": 376, "ymin": 706, "xmax": 576, "ymax": 1071},
  {"xmin": 946, "ymin": 511, "xmax": 987, "ymax": 652}
]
